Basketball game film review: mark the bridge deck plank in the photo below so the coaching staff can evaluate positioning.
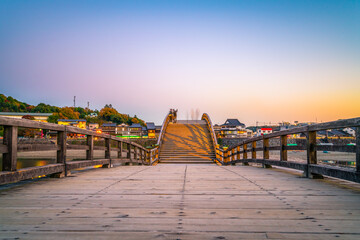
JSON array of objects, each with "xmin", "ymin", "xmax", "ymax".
[{"xmin": 0, "ymin": 164, "xmax": 360, "ymax": 239}]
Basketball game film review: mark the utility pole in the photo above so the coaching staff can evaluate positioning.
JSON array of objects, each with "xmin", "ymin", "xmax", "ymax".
[{"xmin": 87, "ymin": 101, "xmax": 89, "ymax": 109}]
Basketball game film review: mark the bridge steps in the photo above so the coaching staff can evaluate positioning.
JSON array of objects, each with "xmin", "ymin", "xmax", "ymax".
[{"xmin": 159, "ymin": 122, "xmax": 215, "ymax": 164}]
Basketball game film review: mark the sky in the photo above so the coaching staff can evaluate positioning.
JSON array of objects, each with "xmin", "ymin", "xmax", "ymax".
[{"xmin": 0, "ymin": 0, "xmax": 359, "ymax": 125}]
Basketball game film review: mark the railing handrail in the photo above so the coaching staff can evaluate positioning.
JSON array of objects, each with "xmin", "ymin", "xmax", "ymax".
[
  {"xmin": 225, "ymin": 117, "xmax": 360, "ymax": 151},
  {"xmin": 156, "ymin": 112, "xmax": 172, "ymax": 149},
  {"xmin": 201, "ymin": 113, "xmax": 218, "ymax": 157},
  {"xmin": 0, "ymin": 116, "xmax": 148, "ymax": 151},
  {"xmin": 217, "ymin": 116, "xmax": 360, "ymax": 183},
  {"xmin": 0, "ymin": 116, "xmax": 156, "ymax": 185}
]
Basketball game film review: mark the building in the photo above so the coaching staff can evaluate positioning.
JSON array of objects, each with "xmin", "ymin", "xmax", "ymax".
[
  {"xmin": 256, "ymin": 128, "xmax": 273, "ymax": 136},
  {"xmin": 343, "ymin": 127, "xmax": 356, "ymax": 137},
  {"xmin": 142, "ymin": 126, "xmax": 148, "ymax": 137},
  {"xmin": 117, "ymin": 123, "xmax": 130, "ymax": 136},
  {"xmin": 155, "ymin": 125, "xmax": 162, "ymax": 137},
  {"xmin": 58, "ymin": 119, "xmax": 86, "ymax": 129},
  {"xmin": 223, "ymin": 119, "xmax": 246, "ymax": 129},
  {"xmin": 88, "ymin": 123, "xmax": 99, "ymax": 130},
  {"xmin": 215, "ymin": 119, "xmax": 248, "ymax": 138},
  {"xmin": 146, "ymin": 122, "xmax": 156, "ymax": 138},
  {"xmin": 101, "ymin": 123, "xmax": 117, "ymax": 135},
  {"xmin": 129, "ymin": 123, "xmax": 143, "ymax": 137},
  {"xmin": 0, "ymin": 112, "xmax": 52, "ymax": 122}
]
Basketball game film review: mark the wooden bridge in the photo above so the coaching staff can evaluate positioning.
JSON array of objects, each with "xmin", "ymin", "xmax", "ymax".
[{"xmin": 0, "ymin": 113, "xmax": 360, "ymax": 239}]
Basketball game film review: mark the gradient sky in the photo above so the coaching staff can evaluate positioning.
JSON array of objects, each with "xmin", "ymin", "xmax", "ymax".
[{"xmin": 1, "ymin": 0, "xmax": 359, "ymax": 125}]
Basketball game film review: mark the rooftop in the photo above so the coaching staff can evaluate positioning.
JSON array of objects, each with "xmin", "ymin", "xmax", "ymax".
[
  {"xmin": 58, "ymin": 119, "xmax": 86, "ymax": 122},
  {"xmin": 222, "ymin": 119, "xmax": 245, "ymax": 127},
  {"xmin": 146, "ymin": 122, "xmax": 156, "ymax": 130}
]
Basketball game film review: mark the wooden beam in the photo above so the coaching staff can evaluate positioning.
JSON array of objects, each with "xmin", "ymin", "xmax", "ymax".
[
  {"xmin": 3, "ymin": 126, "xmax": 18, "ymax": 171},
  {"xmin": 280, "ymin": 135, "xmax": 287, "ymax": 161}
]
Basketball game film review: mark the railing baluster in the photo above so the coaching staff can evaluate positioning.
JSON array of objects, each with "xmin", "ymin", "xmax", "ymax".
[
  {"xmin": 86, "ymin": 135, "xmax": 94, "ymax": 160},
  {"xmin": 280, "ymin": 135, "xmax": 287, "ymax": 161},
  {"xmin": 3, "ymin": 126, "xmax": 18, "ymax": 171}
]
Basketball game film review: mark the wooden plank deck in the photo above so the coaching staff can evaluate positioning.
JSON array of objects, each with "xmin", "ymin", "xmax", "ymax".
[{"xmin": 0, "ymin": 164, "xmax": 360, "ymax": 239}]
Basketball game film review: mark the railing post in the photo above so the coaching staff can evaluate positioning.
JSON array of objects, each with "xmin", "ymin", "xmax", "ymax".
[
  {"xmin": 134, "ymin": 147, "xmax": 138, "ymax": 165},
  {"xmin": 280, "ymin": 135, "xmax": 287, "ymax": 161},
  {"xmin": 103, "ymin": 137, "xmax": 111, "ymax": 168},
  {"xmin": 105, "ymin": 138, "xmax": 111, "ymax": 159},
  {"xmin": 237, "ymin": 146, "xmax": 240, "ymax": 161},
  {"xmin": 141, "ymin": 149, "xmax": 145, "ymax": 164},
  {"xmin": 127, "ymin": 143, "xmax": 131, "ymax": 165},
  {"xmin": 262, "ymin": 137, "xmax": 271, "ymax": 168},
  {"xmin": 156, "ymin": 148, "xmax": 159, "ymax": 162},
  {"xmin": 243, "ymin": 144, "xmax": 247, "ymax": 159},
  {"xmin": 86, "ymin": 135, "xmax": 94, "ymax": 160},
  {"xmin": 56, "ymin": 129, "xmax": 67, "ymax": 177},
  {"xmin": 57, "ymin": 130, "xmax": 66, "ymax": 164},
  {"xmin": 3, "ymin": 126, "xmax": 18, "ymax": 171},
  {"xmin": 356, "ymin": 127, "xmax": 360, "ymax": 173},
  {"xmin": 118, "ymin": 141, "xmax": 123, "ymax": 159},
  {"xmin": 306, "ymin": 131, "xmax": 321, "ymax": 178},
  {"xmin": 263, "ymin": 137, "xmax": 269, "ymax": 160},
  {"xmin": 252, "ymin": 141, "xmax": 256, "ymax": 159},
  {"xmin": 307, "ymin": 131, "xmax": 317, "ymax": 164},
  {"xmin": 243, "ymin": 144, "xmax": 249, "ymax": 165}
]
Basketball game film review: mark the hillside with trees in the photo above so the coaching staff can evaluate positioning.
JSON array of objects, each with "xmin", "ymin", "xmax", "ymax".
[{"xmin": 0, "ymin": 94, "xmax": 145, "ymax": 126}]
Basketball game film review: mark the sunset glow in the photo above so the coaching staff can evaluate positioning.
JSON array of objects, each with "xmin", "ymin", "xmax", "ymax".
[{"xmin": 1, "ymin": 0, "xmax": 359, "ymax": 125}]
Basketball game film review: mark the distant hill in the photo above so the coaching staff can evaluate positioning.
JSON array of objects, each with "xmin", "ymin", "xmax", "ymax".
[
  {"xmin": 0, "ymin": 94, "xmax": 59, "ymax": 113},
  {"xmin": 0, "ymin": 94, "xmax": 145, "ymax": 126}
]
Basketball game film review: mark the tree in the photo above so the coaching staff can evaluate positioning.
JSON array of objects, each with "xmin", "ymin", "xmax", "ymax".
[
  {"xmin": 47, "ymin": 107, "xmax": 80, "ymax": 123},
  {"xmin": 99, "ymin": 107, "xmax": 119, "ymax": 121}
]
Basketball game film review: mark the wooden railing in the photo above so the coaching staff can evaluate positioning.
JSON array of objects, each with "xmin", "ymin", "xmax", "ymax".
[
  {"xmin": 148, "ymin": 112, "xmax": 172, "ymax": 164},
  {"xmin": 0, "ymin": 116, "xmax": 153, "ymax": 185},
  {"xmin": 201, "ymin": 113, "xmax": 219, "ymax": 163},
  {"xmin": 216, "ymin": 117, "xmax": 360, "ymax": 183}
]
